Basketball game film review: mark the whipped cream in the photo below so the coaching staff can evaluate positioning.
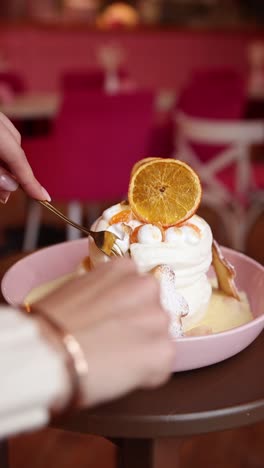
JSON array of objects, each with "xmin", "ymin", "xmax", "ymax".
[
  {"xmin": 90, "ymin": 202, "xmax": 213, "ymax": 331},
  {"xmin": 138, "ymin": 225, "xmax": 163, "ymax": 244}
]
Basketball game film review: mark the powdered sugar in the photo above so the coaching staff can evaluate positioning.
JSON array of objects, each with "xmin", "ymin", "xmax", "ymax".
[{"xmin": 151, "ymin": 265, "xmax": 190, "ymax": 338}]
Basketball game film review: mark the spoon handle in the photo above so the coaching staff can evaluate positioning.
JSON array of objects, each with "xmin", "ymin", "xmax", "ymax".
[{"xmin": 38, "ymin": 200, "xmax": 90, "ymax": 236}]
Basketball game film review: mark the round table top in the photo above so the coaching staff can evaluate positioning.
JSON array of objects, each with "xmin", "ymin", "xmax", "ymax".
[
  {"xmin": 63, "ymin": 330, "xmax": 264, "ymax": 438},
  {"xmin": 1, "ymin": 252, "xmax": 264, "ymax": 439}
]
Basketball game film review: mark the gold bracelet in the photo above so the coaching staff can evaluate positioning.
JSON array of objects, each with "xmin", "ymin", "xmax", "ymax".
[{"xmin": 20, "ymin": 305, "xmax": 88, "ymax": 419}]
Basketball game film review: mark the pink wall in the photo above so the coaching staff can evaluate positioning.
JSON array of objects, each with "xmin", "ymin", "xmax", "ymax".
[{"xmin": 0, "ymin": 26, "xmax": 263, "ymax": 92}]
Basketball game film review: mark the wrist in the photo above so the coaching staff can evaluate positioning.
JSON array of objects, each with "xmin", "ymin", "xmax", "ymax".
[
  {"xmin": 26, "ymin": 305, "xmax": 89, "ymax": 417},
  {"xmin": 35, "ymin": 314, "xmax": 72, "ymax": 413}
]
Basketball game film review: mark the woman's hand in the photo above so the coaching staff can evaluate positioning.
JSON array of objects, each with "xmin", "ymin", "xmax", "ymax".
[
  {"xmin": 35, "ymin": 258, "xmax": 175, "ymax": 408},
  {"xmin": 0, "ymin": 113, "xmax": 50, "ymax": 203}
]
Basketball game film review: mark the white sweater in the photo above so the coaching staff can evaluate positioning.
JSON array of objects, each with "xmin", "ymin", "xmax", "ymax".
[{"xmin": 0, "ymin": 306, "xmax": 68, "ymax": 439}]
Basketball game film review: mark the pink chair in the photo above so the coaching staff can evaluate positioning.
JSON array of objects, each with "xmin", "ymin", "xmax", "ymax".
[
  {"xmin": 60, "ymin": 68, "xmax": 128, "ymax": 93},
  {"xmin": 22, "ymin": 90, "xmax": 154, "ymax": 250},
  {"xmin": 177, "ymin": 67, "xmax": 246, "ymax": 123},
  {"xmin": 60, "ymin": 69, "xmax": 105, "ymax": 91},
  {"xmin": 175, "ymin": 68, "xmax": 247, "ymax": 194},
  {"xmin": 0, "ymin": 72, "xmax": 26, "ymax": 94},
  {"xmin": 177, "ymin": 67, "xmax": 246, "ymax": 165}
]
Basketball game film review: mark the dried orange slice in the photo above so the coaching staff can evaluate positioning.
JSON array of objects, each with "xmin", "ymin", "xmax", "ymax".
[
  {"xmin": 109, "ymin": 209, "xmax": 132, "ymax": 225},
  {"xmin": 131, "ymin": 157, "xmax": 162, "ymax": 177},
  {"xmin": 212, "ymin": 240, "xmax": 240, "ymax": 300},
  {"xmin": 130, "ymin": 225, "xmax": 142, "ymax": 244},
  {"xmin": 128, "ymin": 158, "xmax": 202, "ymax": 227}
]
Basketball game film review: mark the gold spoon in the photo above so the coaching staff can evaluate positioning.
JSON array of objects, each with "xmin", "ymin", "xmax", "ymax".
[{"xmin": 38, "ymin": 200, "xmax": 123, "ymax": 257}]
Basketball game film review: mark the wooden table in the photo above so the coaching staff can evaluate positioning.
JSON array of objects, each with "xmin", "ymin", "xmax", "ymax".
[
  {"xmin": 60, "ymin": 331, "xmax": 264, "ymax": 467},
  {"xmin": 1, "ymin": 253, "xmax": 264, "ymax": 468},
  {"xmin": 0, "ymin": 93, "xmax": 60, "ymax": 120},
  {"xmin": 0, "ymin": 91, "xmax": 173, "ymax": 121},
  {"xmin": 0, "ymin": 89, "xmax": 260, "ymax": 123}
]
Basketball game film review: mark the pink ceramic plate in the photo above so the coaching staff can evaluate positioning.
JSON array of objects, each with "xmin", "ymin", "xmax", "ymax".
[{"xmin": 2, "ymin": 239, "xmax": 264, "ymax": 372}]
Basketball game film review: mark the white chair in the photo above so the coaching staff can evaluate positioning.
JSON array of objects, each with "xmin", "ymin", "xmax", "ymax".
[
  {"xmin": 245, "ymin": 185, "xmax": 264, "ymax": 242},
  {"xmin": 175, "ymin": 112, "xmax": 264, "ymax": 250}
]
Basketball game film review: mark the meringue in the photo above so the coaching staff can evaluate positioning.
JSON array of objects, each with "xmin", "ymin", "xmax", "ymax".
[{"xmin": 90, "ymin": 203, "xmax": 213, "ymax": 335}]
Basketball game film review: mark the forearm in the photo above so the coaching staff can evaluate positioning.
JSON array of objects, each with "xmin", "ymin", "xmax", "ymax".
[{"xmin": 0, "ymin": 306, "xmax": 70, "ymax": 439}]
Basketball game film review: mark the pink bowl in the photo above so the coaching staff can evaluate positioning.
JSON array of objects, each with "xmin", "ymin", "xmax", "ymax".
[{"xmin": 2, "ymin": 240, "xmax": 264, "ymax": 372}]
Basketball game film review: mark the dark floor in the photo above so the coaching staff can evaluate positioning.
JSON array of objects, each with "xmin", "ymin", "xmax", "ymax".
[{"xmin": 9, "ymin": 422, "xmax": 264, "ymax": 468}]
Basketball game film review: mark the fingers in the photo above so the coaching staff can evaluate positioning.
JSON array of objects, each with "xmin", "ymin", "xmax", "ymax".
[
  {"xmin": 35, "ymin": 257, "xmax": 139, "ymax": 327},
  {"xmin": 0, "ymin": 165, "xmax": 19, "ymax": 203},
  {"xmin": 66, "ymin": 259, "xmax": 160, "ymax": 329},
  {"xmin": 129, "ymin": 305, "xmax": 170, "ymax": 339},
  {"xmin": 0, "ymin": 112, "xmax": 21, "ymax": 144},
  {"xmin": 0, "ymin": 114, "xmax": 50, "ymax": 201},
  {"xmin": 124, "ymin": 305, "xmax": 174, "ymax": 388},
  {"xmin": 141, "ymin": 340, "xmax": 175, "ymax": 388},
  {"xmin": 76, "ymin": 299, "xmax": 174, "ymax": 406},
  {"xmin": 0, "ymin": 166, "xmax": 18, "ymax": 191},
  {"xmin": 74, "ymin": 257, "xmax": 139, "ymax": 306},
  {"xmin": 37, "ymin": 256, "xmax": 174, "ymax": 407},
  {"xmin": 0, "ymin": 190, "xmax": 10, "ymax": 204},
  {"xmin": 99, "ymin": 273, "xmax": 160, "ymax": 319}
]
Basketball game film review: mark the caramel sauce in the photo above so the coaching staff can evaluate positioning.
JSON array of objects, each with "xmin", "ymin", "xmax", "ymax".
[
  {"xmin": 24, "ymin": 268, "xmax": 253, "ymax": 336},
  {"xmin": 183, "ymin": 287, "xmax": 253, "ymax": 334}
]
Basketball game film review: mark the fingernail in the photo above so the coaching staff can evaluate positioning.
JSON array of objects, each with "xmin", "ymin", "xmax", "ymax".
[
  {"xmin": 0, "ymin": 192, "xmax": 10, "ymax": 204},
  {"xmin": 0, "ymin": 174, "xmax": 18, "ymax": 192},
  {"xmin": 41, "ymin": 186, "xmax": 51, "ymax": 202}
]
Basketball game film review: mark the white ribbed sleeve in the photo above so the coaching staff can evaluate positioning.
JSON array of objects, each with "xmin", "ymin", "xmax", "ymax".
[{"xmin": 0, "ymin": 306, "xmax": 68, "ymax": 438}]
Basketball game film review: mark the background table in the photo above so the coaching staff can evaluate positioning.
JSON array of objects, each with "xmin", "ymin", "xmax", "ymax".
[
  {"xmin": 0, "ymin": 93, "xmax": 60, "ymax": 120},
  {"xmin": 0, "ymin": 253, "xmax": 264, "ymax": 468},
  {"xmin": 0, "ymin": 92, "xmax": 60, "ymax": 138},
  {"xmin": 0, "ymin": 91, "xmax": 174, "ymax": 121}
]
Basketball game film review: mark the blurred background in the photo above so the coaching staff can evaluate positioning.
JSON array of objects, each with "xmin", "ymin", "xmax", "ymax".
[{"xmin": 0, "ymin": 1, "xmax": 263, "ymax": 467}]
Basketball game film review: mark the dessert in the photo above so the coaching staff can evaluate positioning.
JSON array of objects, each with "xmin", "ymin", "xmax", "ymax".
[
  {"xmin": 25, "ymin": 157, "xmax": 253, "ymax": 338},
  {"xmin": 87, "ymin": 158, "xmax": 253, "ymax": 337},
  {"xmin": 90, "ymin": 207, "xmax": 213, "ymax": 334}
]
